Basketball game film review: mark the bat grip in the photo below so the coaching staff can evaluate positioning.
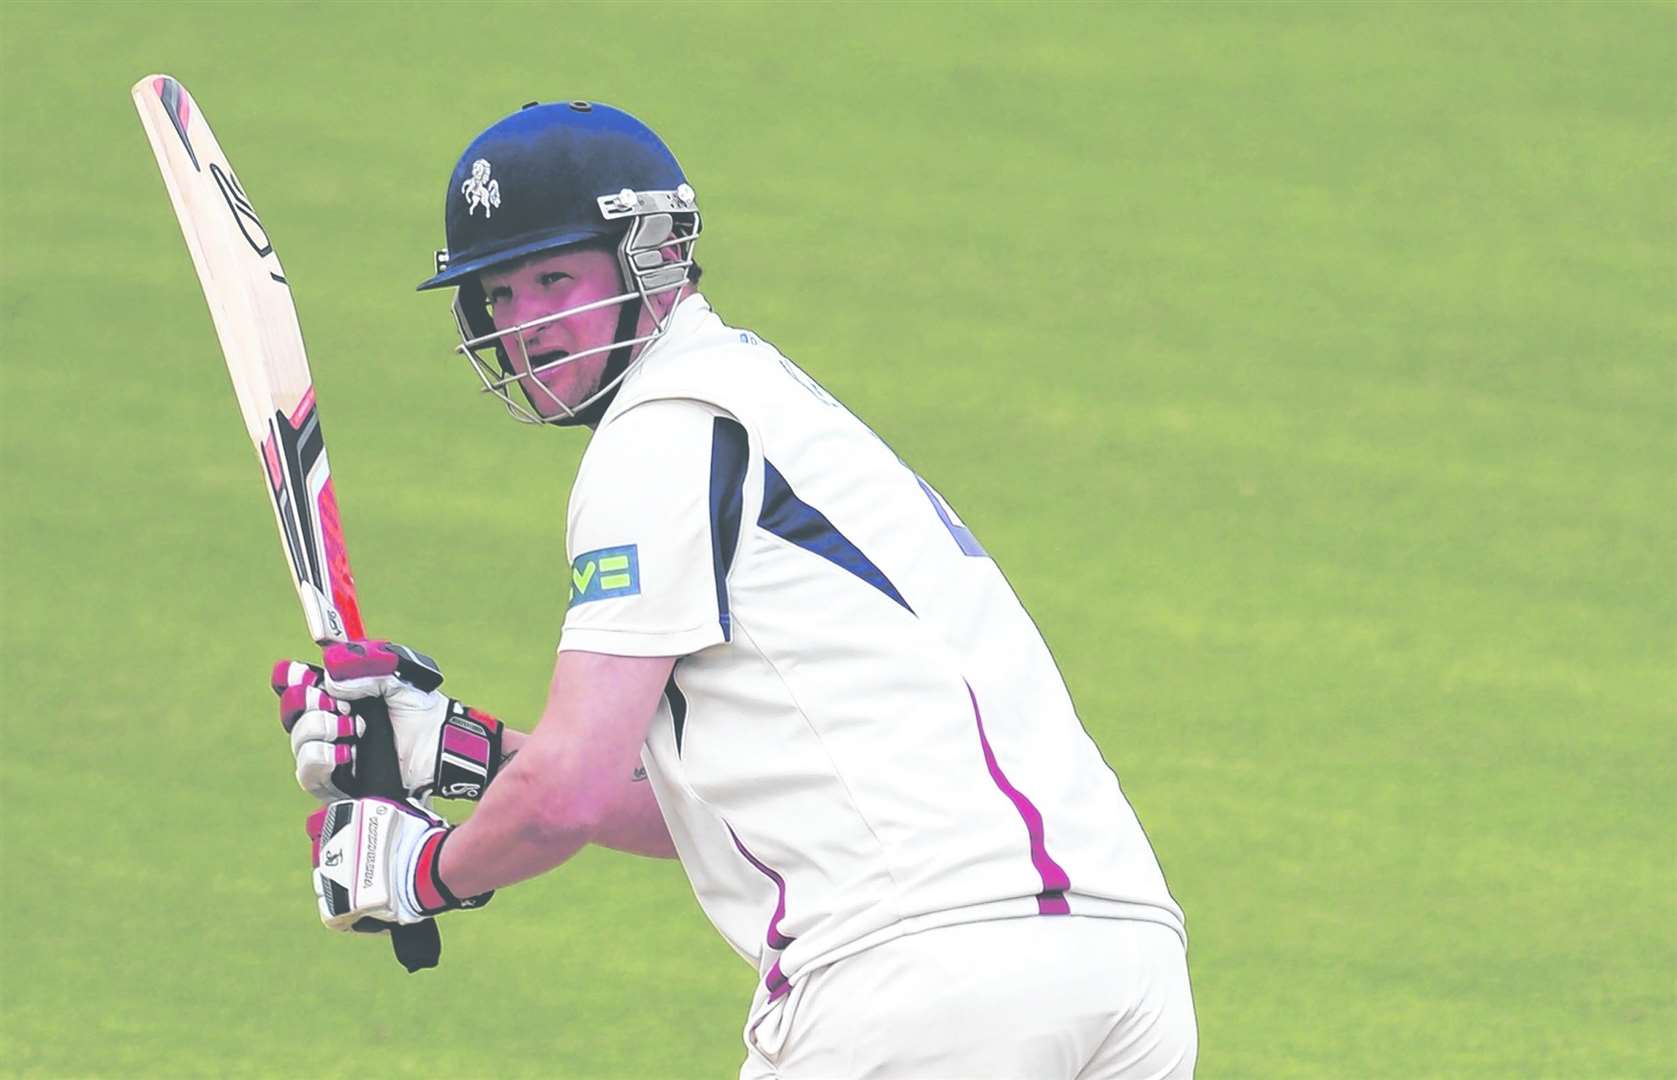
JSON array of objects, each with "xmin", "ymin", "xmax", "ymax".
[{"xmin": 348, "ymin": 695, "xmax": 442, "ymax": 973}]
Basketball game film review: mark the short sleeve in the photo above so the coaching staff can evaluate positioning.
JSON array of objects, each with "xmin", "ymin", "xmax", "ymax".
[{"xmin": 559, "ymin": 397, "xmax": 752, "ymax": 658}]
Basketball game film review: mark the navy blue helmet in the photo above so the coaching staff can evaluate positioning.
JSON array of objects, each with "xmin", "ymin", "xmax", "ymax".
[
  {"xmin": 419, "ymin": 100, "xmax": 702, "ymax": 426},
  {"xmin": 417, "ymin": 100, "xmax": 693, "ymax": 290}
]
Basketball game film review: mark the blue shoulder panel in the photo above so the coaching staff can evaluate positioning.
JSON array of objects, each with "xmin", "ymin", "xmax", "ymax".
[{"xmin": 759, "ymin": 460, "xmax": 911, "ymax": 613}]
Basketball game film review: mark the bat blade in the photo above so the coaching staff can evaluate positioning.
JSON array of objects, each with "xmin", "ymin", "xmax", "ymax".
[
  {"xmin": 131, "ymin": 73, "xmax": 362, "ymax": 645},
  {"xmin": 133, "ymin": 74, "xmax": 439, "ymax": 972}
]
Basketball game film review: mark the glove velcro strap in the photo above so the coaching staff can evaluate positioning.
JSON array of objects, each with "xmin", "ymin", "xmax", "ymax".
[
  {"xmin": 413, "ymin": 830, "xmax": 493, "ymax": 916},
  {"xmin": 434, "ymin": 701, "xmax": 505, "ymax": 801}
]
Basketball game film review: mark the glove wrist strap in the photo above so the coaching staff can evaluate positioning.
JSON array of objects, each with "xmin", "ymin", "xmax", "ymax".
[
  {"xmin": 413, "ymin": 830, "xmax": 493, "ymax": 916},
  {"xmin": 433, "ymin": 701, "xmax": 505, "ymax": 801}
]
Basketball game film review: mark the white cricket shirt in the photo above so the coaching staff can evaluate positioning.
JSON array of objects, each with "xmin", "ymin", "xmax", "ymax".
[{"xmin": 559, "ymin": 295, "xmax": 1186, "ymax": 1014}]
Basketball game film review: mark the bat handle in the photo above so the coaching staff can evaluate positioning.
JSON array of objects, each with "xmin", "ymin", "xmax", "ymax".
[{"xmin": 348, "ymin": 695, "xmax": 442, "ymax": 972}]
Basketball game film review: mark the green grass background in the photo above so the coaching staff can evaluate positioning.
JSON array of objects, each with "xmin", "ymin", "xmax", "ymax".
[{"xmin": 2, "ymin": 1, "xmax": 1672, "ymax": 1076}]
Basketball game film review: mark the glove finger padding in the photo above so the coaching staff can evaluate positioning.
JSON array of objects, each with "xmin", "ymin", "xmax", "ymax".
[
  {"xmin": 291, "ymin": 718, "xmax": 364, "ymax": 802},
  {"xmin": 271, "ymin": 659, "xmax": 324, "ymax": 697},
  {"xmin": 280, "ymin": 683, "xmax": 361, "ymax": 801},
  {"xmin": 279, "ymin": 682, "xmax": 351, "ymax": 734}
]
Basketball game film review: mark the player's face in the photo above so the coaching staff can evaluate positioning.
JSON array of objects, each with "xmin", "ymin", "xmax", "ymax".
[{"xmin": 478, "ymin": 247, "xmax": 628, "ymax": 419}]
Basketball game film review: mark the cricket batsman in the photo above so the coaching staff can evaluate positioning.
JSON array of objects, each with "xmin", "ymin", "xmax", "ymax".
[{"xmin": 276, "ymin": 101, "xmax": 1197, "ymax": 1078}]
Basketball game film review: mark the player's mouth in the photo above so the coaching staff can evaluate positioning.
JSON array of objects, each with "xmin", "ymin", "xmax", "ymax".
[{"xmin": 527, "ymin": 349, "xmax": 569, "ymax": 373}]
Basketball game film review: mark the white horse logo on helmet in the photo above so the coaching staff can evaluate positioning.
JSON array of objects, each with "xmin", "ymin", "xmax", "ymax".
[{"xmin": 462, "ymin": 159, "xmax": 501, "ymax": 218}]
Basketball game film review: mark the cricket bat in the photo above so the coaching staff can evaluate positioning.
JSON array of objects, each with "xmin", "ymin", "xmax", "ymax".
[{"xmin": 132, "ymin": 73, "xmax": 441, "ymax": 972}]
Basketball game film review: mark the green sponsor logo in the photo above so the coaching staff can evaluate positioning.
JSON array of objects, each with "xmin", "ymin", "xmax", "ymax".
[{"xmin": 569, "ymin": 544, "xmax": 640, "ymax": 607}]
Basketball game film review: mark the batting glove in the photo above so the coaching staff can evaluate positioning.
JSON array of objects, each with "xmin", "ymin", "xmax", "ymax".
[
  {"xmin": 273, "ymin": 640, "xmax": 507, "ymax": 802},
  {"xmin": 307, "ymin": 796, "xmax": 492, "ymax": 930}
]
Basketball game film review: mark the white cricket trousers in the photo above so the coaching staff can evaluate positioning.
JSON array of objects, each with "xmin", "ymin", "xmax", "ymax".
[{"xmin": 739, "ymin": 916, "xmax": 1196, "ymax": 1080}]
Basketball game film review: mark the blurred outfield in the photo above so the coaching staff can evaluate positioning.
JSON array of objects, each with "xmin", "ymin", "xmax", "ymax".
[{"xmin": 1, "ymin": 1, "xmax": 1672, "ymax": 1076}]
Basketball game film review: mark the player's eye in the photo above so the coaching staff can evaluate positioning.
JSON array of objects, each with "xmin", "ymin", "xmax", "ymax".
[{"xmin": 539, "ymin": 272, "xmax": 572, "ymax": 287}]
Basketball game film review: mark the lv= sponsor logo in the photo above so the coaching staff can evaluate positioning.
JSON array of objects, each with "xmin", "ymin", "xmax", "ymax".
[{"xmin": 569, "ymin": 544, "xmax": 641, "ymax": 607}]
